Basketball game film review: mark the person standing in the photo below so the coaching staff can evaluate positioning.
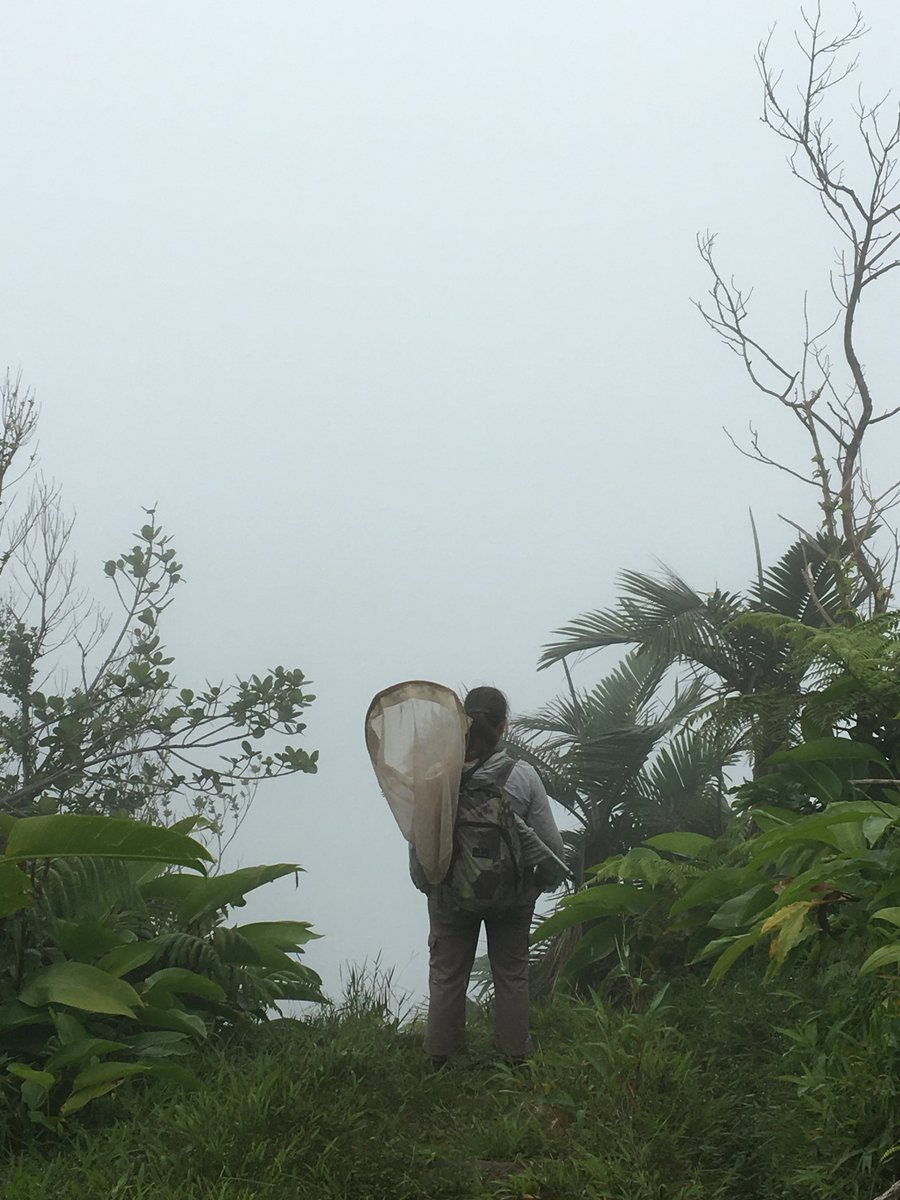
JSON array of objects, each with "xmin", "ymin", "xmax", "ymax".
[{"xmin": 410, "ymin": 685, "xmax": 566, "ymax": 1067}]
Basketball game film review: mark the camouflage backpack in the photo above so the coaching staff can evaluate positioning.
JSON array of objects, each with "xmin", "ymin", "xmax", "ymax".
[{"xmin": 439, "ymin": 752, "xmax": 527, "ymax": 915}]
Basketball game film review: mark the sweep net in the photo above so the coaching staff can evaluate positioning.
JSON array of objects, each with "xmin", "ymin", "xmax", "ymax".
[{"xmin": 365, "ymin": 680, "xmax": 467, "ymax": 885}]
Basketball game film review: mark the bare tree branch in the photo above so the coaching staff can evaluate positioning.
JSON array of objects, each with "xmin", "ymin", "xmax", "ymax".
[{"xmin": 698, "ymin": 6, "xmax": 900, "ymax": 616}]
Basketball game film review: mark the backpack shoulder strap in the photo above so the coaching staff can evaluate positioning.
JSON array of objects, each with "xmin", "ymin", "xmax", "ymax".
[
  {"xmin": 496, "ymin": 754, "xmax": 517, "ymax": 791},
  {"xmin": 475, "ymin": 751, "xmax": 516, "ymax": 789},
  {"xmin": 461, "ymin": 751, "xmax": 515, "ymax": 785},
  {"xmin": 459, "ymin": 758, "xmax": 486, "ymax": 791}
]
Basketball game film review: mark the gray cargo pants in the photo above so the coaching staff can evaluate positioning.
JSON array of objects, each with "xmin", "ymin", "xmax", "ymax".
[{"xmin": 424, "ymin": 894, "xmax": 535, "ymax": 1059}]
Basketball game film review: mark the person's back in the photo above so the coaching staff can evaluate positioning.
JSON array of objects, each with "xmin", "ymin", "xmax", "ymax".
[
  {"xmin": 438, "ymin": 750, "xmax": 523, "ymax": 914},
  {"xmin": 416, "ymin": 685, "xmax": 565, "ymax": 1068}
]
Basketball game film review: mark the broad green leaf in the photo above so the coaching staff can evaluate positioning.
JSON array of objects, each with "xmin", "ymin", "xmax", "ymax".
[
  {"xmin": 532, "ymin": 884, "xmax": 653, "ymax": 944},
  {"xmin": 644, "ymin": 832, "xmax": 714, "ymax": 858},
  {"xmin": 252, "ymin": 945, "xmax": 316, "ymax": 975},
  {"xmin": 0, "ymin": 861, "xmax": 34, "ymax": 918},
  {"xmin": 0, "ymin": 1000, "xmax": 51, "ymax": 1030},
  {"xmin": 604, "ymin": 847, "xmax": 668, "ymax": 883},
  {"xmin": 749, "ymin": 805, "xmax": 885, "ymax": 861},
  {"xmin": 7, "ymin": 1064, "xmax": 54, "ymax": 1089},
  {"xmin": 872, "ymin": 907, "xmax": 900, "ymax": 928},
  {"xmin": 234, "ymin": 921, "xmax": 320, "ymax": 949},
  {"xmin": 759, "ymin": 859, "xmax": 864, "ymax": 913},
  {"xmin": 133, "ymin": 861, "xmax": 169, "ymax": 887},
  {"xmin": 700, "ymin": 929, "xmax": 763, "ymax": 983},
  {"xmin": 863, "ymin": 814, "xmax": 897, "ymax": 846},
  {"xmin": 560, "ymin": 919, "xmax": 620, "ymax": 981},
  {"xmin": 870, "ymin": 864, "xmax": 900, "ymax": 906},
  {"xmin": 827, "ymin": 816, "xmax": 868, "ymax": 855},
  {"xmin": 72, "ymin": 1061, "xmax": 148, "ymax": 1090},
  {"xmin": 54, "ymin": 921, "xmax": 130, "ymax": 963},
  {"xmin": 767, "ymin": 738, "xmax": 891, "ymax": 770},
  {"xmin": 143, "ymin": 1062, "xmax": 201, "ymax": 1089},
  {"xmin": 860, "ymin": 943, "xmax": 900, "ymax": 976},
  {"xmin": 750, "ymin": 806, "xmax": 803, "ymax": 830},
  {"xmin": 669, "ymin": 867, "xmax": 750, "ymax": 916},
  {"xmin": 20, "ymin": 963, "xmax": 142, "ymax": 1018},
  {"xmin": 213, "ymin": 928, "xmax": 314, "ymax": 974},
  {"xmin": 795, "ymin": 762, "xmax": 844, "ymax": 805},
  {"xmin": 708, "ymin": 932, "xmax": 762, "ymax": 982},
  {"xmin": 139, "ymin": 969, "xmax": 225, "ymax": 1006},
  {"xmin": 21, "ymin": 1079, "xmax": 51, "ymax": 1110},
  {"xmin": 709, "ymin": 884, "xmax": 773, "ymax": 931},
  {"xmin": 3, "ymin": 815, "xmax": 212, "ymax": 871},
  {"xmin": 60, "ymin": 1079, "xmax": 124, "ymax": 1115},
  {"xmin": 261, "ymin": 974, "xmax": 326, "ymax": 1003},
  {"xmin": 138, "ymin": 873, "xmax": 197, "ymax": 905},
  {"xmin": 46, "ymin": 1038, "xmax": 128, "ymax": 1071},
  {"xmin": 124, "ymin": 1031, "xmax": 191, "ymax": 1057},
  {"xmin": 53, "ymin": 1013, "xmax": 87, "ymax": 1044},
  {"xmin": 143, "ymin": 864, "xmax": 299, "ymax": 925},
  {"xmin": 167, "ymin": 815, "xmax": 217, "ymax": 836},
  {"xmin": 96, "ymin": 941, "xmax": 158, "ymax": 978},
  {"xmin": 137, "ymin": 1006, "xmax": 208, "ymax": 1039}
]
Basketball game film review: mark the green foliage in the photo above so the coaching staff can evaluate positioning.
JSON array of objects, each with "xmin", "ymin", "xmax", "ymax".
[
  {"xmin": 534, "ymin": 606, "xmax": 900, "ymax": 992},
  {"xmin": 3, "ymin": 970, "xmax": 897, "ymax": 1199},
  {"xmin": 0, "ymin": 394, "xmax": 325, "ymax": 1129},
  {"xmin": 537, "ymin": 792, "xmax": 900, "ymax": 1003},
  {"xmin": 536, "ymin": 537, "xmax": 856, "ymax": 782},
  {"xmin": 511, "ymin": 649, "xmax": 735, "ymax": 888},
  {"xmin": 540, "ymin": 535, "xmax": 844, "ymax": 679},
  {"xmin": 2, "ymin": 812, "xmax": 213, "ymax": 869},
  {"xmin": 0, "ymin": 986, "xmax": 739, "ymax": 1198},
  {"xmin": 0, "ymin": 464, "xmax": 318, "ymax": 834},
  {"xmin": 0, "ymin": 804, "xmax": 323, "ymax": 1130}
]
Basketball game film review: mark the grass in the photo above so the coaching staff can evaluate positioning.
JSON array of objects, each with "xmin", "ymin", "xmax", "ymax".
[{"xmin": 2, "ymin": 963, "xmax": 898, "ymax": 1199}]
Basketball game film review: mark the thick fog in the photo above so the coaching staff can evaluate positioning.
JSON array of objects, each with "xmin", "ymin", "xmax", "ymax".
[{"xmin": 2, "ymin": 1, "xmax": 899, "ymax": 1004}]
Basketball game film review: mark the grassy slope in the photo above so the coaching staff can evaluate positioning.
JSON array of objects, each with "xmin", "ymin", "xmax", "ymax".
[{"xmin": 1, "ymin": 969, "xmax": 896, "ymax": 1200}]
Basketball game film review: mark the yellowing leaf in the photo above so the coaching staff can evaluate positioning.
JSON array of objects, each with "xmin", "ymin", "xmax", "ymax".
[
  {"xmin": 761, "ymin": 901, "xmax": 814, "ymax": 935},
  {"xmin": 762, "ymin": 901, "xmax": 815, "ymax": 966}
]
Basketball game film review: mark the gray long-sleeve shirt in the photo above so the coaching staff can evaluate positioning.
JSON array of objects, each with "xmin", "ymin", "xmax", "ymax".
[{"xmin": 409, "ymin": 751, "xmax": 566, "ymax": 895}]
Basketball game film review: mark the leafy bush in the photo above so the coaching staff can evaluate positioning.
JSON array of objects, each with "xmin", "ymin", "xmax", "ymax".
[
  {"xmin": 0, "ymin": 387, "xmax": 325, "ymax": 1131},
  {"xmin": 0, "ymin": 813, "xmax": 323, "ymax": 1134}
]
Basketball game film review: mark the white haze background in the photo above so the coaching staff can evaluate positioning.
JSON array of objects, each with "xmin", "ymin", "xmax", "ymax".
[{"xmin": 2, "ymin": 1, "xmax": 899, "ymax": 1003}]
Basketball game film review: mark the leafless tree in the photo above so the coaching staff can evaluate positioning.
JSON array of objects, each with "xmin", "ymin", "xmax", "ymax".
[{"xmin": 696, "ymin": 3, "xmax": 900, "ymax": 616}]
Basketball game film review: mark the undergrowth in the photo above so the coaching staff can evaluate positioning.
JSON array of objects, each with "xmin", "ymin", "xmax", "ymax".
[{"xmin": 1, "ymin": 963, "xmax": 897, "ymax": 1199}]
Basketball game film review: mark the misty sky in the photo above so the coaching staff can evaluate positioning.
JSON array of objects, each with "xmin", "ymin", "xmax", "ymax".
[{"xmin": 3, "ymin": 1, "xmax": 899, "ymax": 1004}]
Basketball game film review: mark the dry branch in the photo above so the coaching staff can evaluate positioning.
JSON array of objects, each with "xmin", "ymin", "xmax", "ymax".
[{"xmin": 697, "ymin": 3, "xmax": 900, "ymax": 616}]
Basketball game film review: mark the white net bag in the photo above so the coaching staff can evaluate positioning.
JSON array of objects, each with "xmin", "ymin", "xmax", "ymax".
[{"xmin": 365, "ymin": 680, "xmax": 467, "ymax": 885}]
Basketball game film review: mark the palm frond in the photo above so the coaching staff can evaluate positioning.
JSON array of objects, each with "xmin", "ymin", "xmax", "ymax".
[
  {"xmin": 539, "ymin": 570, "xmax": 753, "ymax": 692},
  {"xmin": 38, "ymin": 857, "xmax": 149, "ymax": 934},
  {"xmin": 580, "ymin": 650, "xmax": 669, "ymax": 727},
  {"xmin": 539, "ymin": 568, "xmax": 712, "ymax": 669},
  {"xmin": 750, "ymin": 533, "xmax": 843, "ymax": 624},
  {"xmin": 502, "ymin": 732, "xmax": 586, "ymax": 822},
  {"xmin": 637, "ymin": 725, "xmax": 739, "ymax": 835}
]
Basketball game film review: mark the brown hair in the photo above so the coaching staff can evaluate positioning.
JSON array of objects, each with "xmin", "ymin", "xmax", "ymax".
[{"xmin": 464, "ymin": 686, "xmax": 508, "ymax": 763}]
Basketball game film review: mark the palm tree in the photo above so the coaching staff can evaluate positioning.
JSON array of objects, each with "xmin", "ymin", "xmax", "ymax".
[
  {"xmin": 537, "ymin": 535, "xmax": 845, "ymax": 779},
  {"xmin": 509, "ymin": 536, "xmax": 852, "ymax": 996},
  {"xmin": 509, "ymin": 650, "xmax": 737, "ymax": 889}
]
